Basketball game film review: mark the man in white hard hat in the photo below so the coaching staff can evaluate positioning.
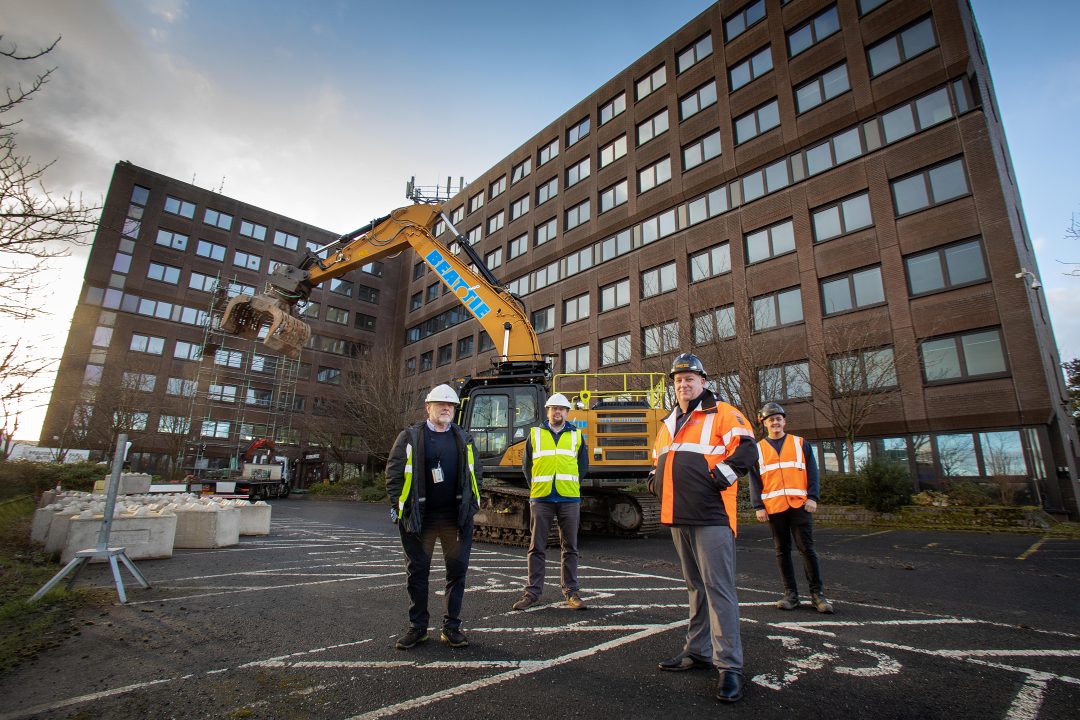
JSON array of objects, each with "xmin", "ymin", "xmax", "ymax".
[
  {"xmin": 512, "ymin": 392, "xmax": 589, "ymax": 611},
  {"xmin": 386, "ymin": 384, "xmax": 482, "ymax": 650}
]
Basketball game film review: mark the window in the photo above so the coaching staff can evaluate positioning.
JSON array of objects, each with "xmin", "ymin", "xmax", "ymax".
[
  {"xmin": 437, "ymin": 344, "xmax": 453, "ymax": 366},
  {"xmin": 600, "ymin": 334, "xmax": 631, "ymax": 366},
  {"xmin": 155, "ymin": 229, "xmax": 188, "ymax": 251},
  {"xmin": 690, "ymin": 243, "xmax": 731, "ymax": 282},
  {"xmin": 735, "ymin": 99, "xmax": 780, "ymax": 144},
  {"xmin": 599, "ymin": 92, "xmax": 626, "ymax": 125},
  {"xmin": 174, "ymin": 340, "xmax": 202, "ymax": 361},
  {"xmin": 891, "ymin": 157, "xmax": 969, "ymax": 216},
  {"xmin": 317, "ymin": 366, "xmax": 341, "ymax": 385},
  {"xmin": 361, "ymin": 261, "xmax": 383, "ymax": 277},
  {"xmin": 122, "ymin": 371, "xmax": 156, "ymax": 392},
  {"xmin": 409, "ymin": 292, "xmax": 422, "ymax": 311},
  {"xmin": 92, "ymin": 326, "xmax": 112, "ymax": 348},
  {"xmin": 567, "ymin": 117, "xmax": 590, "ymax": 146},
  {"xmin": 566, "ymin": 157, "xmax": 590, "ymax": 188},
  {"xmin": 880, "ymin": 87, "xmax": 954, "ymax": 145},
  {"xmin": 413, "ymin": 261, "xmax": 426, "ymax": 281},
  {"xmin": 693, "ymin": 305, "xmax": 736, "ymax": 344},
  {"xmin": 683, "ymin": 130, "xmax": 722, "ymax": 171},
  {"xmin": 511, "ymin": 157, "xmax": 532, "ymax": 184},
  {"xmin": 325, "ymin": 306, "xmax": 348, "ymax": 325},
  {"xmin": 488, "ymin": 211, "xmax": 505, "ymax": 234},
  {"xmin": 745, "ymin": 219, "xmax": 795, "ymax": 264},
  {"xmin": 559, "ymin": 344, "xmax": 588, "ymax": 373},
  {"xmin": 204, "ymin": 208, "xmax": 232, "ymax": 230},
  {"xmin": 510, "ymin": 194, "xmax": 530, "ymax": 220},
  {"xmin": 822, "ymin": 266, "xmax": 886, "ymax": 315},
  {"xmin": 598, "ymin": 229, "xmax": 632, "ymax": 262},
  {"xmin": 146, "ymin": 262, "xmax": 180, "ymax": 285},
  {"xmin": 158, "ymin": 415, "xmax": 190, "ymax": 435},
  {"xmin": 639, "ymin": 157, "xmax": 671, "ymax": 193},
  {"xmin": 535, "ymin": 218, "xmax": 557, "ymax": 246},
  {"xmin": 232, "ymin": 250, "xmax": 261, "ymax": 272},
  {"xmin": 906, "ymin": 238, "xmax": 988, "ymax": 296},
  {"xmin": 599, "ymin": 180, "xmax": 629, "ymax": 213},
  {"xmin": 677, "ymin": 34, "xmax": 713, "ymax": 73},
  {"xmin": 329, "ymin": 278, "xmax": 354, "ymax": 297},
  {"xmin": 485, "ymin": 247, "xmax": 503, "ymax": 270},
  {"xmin": 538, "ymin": 138, "xmax": 559, "ymax": 166},
  {"xmin": 354, "ymin": 313, "xmax": 375, "ymax": 331},
  {"xmin": 679, "ymin": 81, "xmax": 717, "ymax": 120},
  {"xmin": 725, "ymin": 0, "xmax": 765, "ymax": 42},
  {"xmin": 635, "ymin": 65, "xmax": 666, "ymax": 101},
  {"xmin": 563, "ymin": 293, "xmax": 590, "ymax": 324},
  {"xmin": 805, "ymin": 127, "xmax": 864, "ymax": 176},
  {"xmin": 643, "ymin": 321, "xmax": 679, "ymax": 357},
  {"xmin": 787, "ymin": 5, "xmax": 840, "ymax": 57},
  {"xmin": 457, "ymin": 336, "xmax": 474, "ymax": 359},
  {"xmin": 637, "ymin": 111, "xmax": 669, "ymax": 146},
  {"xmin": 565, "ymin": 200, "xmax": 590, "ymax": 231},
  {"xmin": 489, "ymin": 175, "xmax": 506, "ymax": 200},
  {"xmin": 451, "ymin": 206, "xmax": 465, "ymax": 224},
  {"xmin": 753, "ymin": 287, "xmax": 803, "ymax": 330},
  {"xmin": 600, "ymin": 279, "xmax": 630, "ymax": 312},
  {"xmin": 299, "ymin": 301, "xmax": 319, "ymax": 321},
  {"xmin": 830, "ymin": 347, "xmax": 898, "ymax": 392},
  {"xmin": 730, "ymin": 46, "xmax": 772, "ymax": 91},
  {"xmin": 921, "ymin": 328, "xmax": 1007, "ymax": 382},
  {"xmin": 868, "ymin": 16, "xmax": 936, "ymax": 77},
  {"xmin": 468, "ymin": 191, "xmax": 484, "ymax": 215},
  {"xmin": 642, "ymin": 262, "xmax": 676, "ymax": 299},
  {"xmin": 600, "ymin": 135, "xmax": 628, "ymax": 168},
  {"xmin": 812, "ymin": 191, "xmax": 873, "ymax": 242},
  {"xmin": 687, "ymin": 186, "xmax": 730, "ymax": 225},
  {"xmin": 759, "ymin": 361, "xmax": 811, "ymax": 401},
  {"xmin": 426, "ymin": 282, "xmax": 440, "ymax": 303},
  {"xmin": 532, "ymin": 306, "xmax": 555, "ymax": 333},
  {"xmin": 239, "ymin": 220, "xmax": 266, "ymax": 241},
  {"xmin": 201, "ymin": 420, "xmax": 230, "ymax": 439},
  {"xmin": 418, "ymin": 351, "xmax": 433, "ymax": 372},
  {"xmin": 273, "ymin": 230, "xmax": 299, "ymax": 250},
  {"xmin": 508, "ymin": 233, "xmax": 528, "ymax": 259},
  {"xmin": 537, "ymin": 177, "xmax": 558, "ymax": 206},
  {"xmin": 246, "ymin": 388, "xmax": 273, "ymax": 407},
  {"xmin": 859, "ymin": 0, "xmax": 889, "ymax": 14},
  {"xmin": 164, "ymin": 195, "xmax": 196, "ymax": 218},
  {"xmin": 196, "ymin": 239, "xmax": 226, "ymax": 261},
  {"xmin": 795, "ymin": 63, "xmax": 849, "ymax": 113},
  {"xmin": 130, "ymin": 333, "xmax": 164, "ymax": 355}
]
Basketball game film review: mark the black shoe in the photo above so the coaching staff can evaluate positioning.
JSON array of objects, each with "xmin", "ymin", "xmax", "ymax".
[
  {"xmin": 776, "ymin": 591, "xmax": 800, "ymax": 610},
  {"xmin": 716, "ymin": 670, "xmax": 744, "ymax": 703},
  {"xmin": 395, "ymin": 626, "xmax": 428, "ymax": 650},
  {"xmin": 440, "ymin": 627, "xmax": 469, "ymax": 648},
  {"xmin": 658, "ymin": 653, "xmax": 712, "ymax": 671}
]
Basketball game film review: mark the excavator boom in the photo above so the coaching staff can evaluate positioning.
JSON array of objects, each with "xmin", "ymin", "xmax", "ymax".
[{"xmin": 221, "ymin": 203, "xmax": 541, "ymax": 362}]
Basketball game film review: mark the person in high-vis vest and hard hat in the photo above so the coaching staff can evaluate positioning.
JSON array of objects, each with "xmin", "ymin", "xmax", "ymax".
[
  {"xmin": 386, "ymin": 384, "xmax": 482, "ymax": 650},
  {"xmin": 748, "ymin": 401, "xmax": 834, "ymax": 614},
  {"xmin": 512, "ymin": 392, "xmax": 590, "ymax": 611},
  {"xmin": 648, "ymin": 353, "xmax": 757, "ymax": 704}
]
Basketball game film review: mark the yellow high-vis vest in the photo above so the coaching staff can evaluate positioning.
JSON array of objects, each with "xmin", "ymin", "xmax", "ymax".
[{"xmin": 529, "ymin": 426, "xmax": 581, "ymax": 499}]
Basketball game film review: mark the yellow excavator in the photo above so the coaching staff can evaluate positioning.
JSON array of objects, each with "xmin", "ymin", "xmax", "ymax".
[{"xmin": 220, "ymin": 203, "xmax": 665, "ymax": 543}]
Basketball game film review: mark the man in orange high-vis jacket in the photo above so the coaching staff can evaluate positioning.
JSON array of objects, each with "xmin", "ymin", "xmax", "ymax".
[
  {"xmin": 648, "ymin": 353, "xmax": 757, "ymax": 704},
  {"xmin": 749, "ymin": 402, "xmax": 834, "ymax": 614}
]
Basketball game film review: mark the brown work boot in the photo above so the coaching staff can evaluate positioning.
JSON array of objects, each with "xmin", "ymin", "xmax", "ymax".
[
  {"xmin": 565, "ymin": 592, "xmax": 587, "ymax": 610},
  {"xmin": 512, "ymin": 593, "xmax": 539, "ymax": 611}
]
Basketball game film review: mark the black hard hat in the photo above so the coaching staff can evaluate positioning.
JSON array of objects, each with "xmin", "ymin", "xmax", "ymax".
[
  {"xmin": 669, "ymin": 353, "xmax": 707, "ymax": 379},
  {"xmin": 758, "ymin": 401, "xmax": 786, "ymax": 422}
]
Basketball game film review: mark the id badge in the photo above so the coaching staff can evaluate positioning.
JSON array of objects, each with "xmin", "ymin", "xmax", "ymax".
[{"xmin": 431, "ymin": 462, "xmax": 445, "ymax": 484}]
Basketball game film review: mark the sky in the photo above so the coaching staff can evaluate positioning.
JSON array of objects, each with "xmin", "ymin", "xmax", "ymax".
[{"xmin": 1, "ymin": 0, "xmax": 1077, "ymax": 442}]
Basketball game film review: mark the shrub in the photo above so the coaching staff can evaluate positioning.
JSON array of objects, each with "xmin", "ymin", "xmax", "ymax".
[
  {"xmin": 0, "ymin": 462, "xmax": 105, "ymax": 501},
  {"xmin": 945, "ymin": 480, "xmax": 994, "ymax": 507},
  {"xmin": 858, "ymin": 460, "xmax": 912, "ymax": 513},
  {"xmin": 819, "ymin": 473, "xmax": 863, "ymax": 506}
]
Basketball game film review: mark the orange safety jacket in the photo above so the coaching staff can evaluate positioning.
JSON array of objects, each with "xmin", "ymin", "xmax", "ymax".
[
  {"xmin": 755, "ymin": 434, "xmax": 809, "ymax": 514},
  {"xmin": 650, "ymin": 390, "xmax": 755, "ymax": 532}
]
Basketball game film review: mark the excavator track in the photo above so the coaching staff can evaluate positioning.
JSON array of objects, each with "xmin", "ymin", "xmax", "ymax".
[{"xmin": 472, "ymin": 484, "xmax": 661, "ymax": 547}]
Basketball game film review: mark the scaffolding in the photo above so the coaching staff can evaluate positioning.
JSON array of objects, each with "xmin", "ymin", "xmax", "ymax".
[{"xmin": 182, "ymin": 276, "xmax": 301, "ymax": 476}]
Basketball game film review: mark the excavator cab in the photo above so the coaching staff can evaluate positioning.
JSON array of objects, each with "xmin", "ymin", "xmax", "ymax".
[{"xmin": 220, "ymin": 293, "xmax": 312, "ymax": 359}]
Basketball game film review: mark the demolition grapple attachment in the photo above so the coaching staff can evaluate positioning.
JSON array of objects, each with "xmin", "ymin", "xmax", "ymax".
[{"xmin": 220, "ymin": 293, "xmax": 311, "ymax": 360}]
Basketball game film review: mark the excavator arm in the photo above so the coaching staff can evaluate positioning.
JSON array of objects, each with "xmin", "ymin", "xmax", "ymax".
[{"xmin": 220, "ymin": 203, "xmax": 542, "ymax": 362}]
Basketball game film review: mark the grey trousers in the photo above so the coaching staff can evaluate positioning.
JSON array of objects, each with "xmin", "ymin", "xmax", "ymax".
[
  {"xmin": 670, "ymin": 524, "xmax": 743, "ymax": 671},
  {"xmin": 524, "ymin": 501, "xmax": 580, "ymax": 598}
]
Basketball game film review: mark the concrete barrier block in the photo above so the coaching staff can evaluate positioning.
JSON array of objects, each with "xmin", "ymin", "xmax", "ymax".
[
  {"xmin": 238, "ymin": 504, "xmax": 272, "ymax": 536},
  {"xmin": 93, "ymin": 473, "xmax": 152, "ymax": 495},
  {"xmin": 45, "ymin": 512, "xmax": 78, "ymax": 555},
  {"xmin": 61, "ymin": 514, "xmax": 177, "ymax": 563},
  {"xmin": 39, "ymin": 490, "xmax": 57, "ymax": 508},
  {"xmin": 31, "ymin": 508, "xmax": 56, "ymax": 544},
  {"xmin": 173, "ymin": 508, "xmax": 240, "ymax": 548}
]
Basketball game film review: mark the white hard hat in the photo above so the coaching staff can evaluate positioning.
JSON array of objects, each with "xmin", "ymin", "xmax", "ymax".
[
  {"xmin": 425, "ymin": 384, "xmax": 460, "ymax": 404},
  {"xmin": 545, "ymin": 393, "xmax": 572, "ymax": 409}
]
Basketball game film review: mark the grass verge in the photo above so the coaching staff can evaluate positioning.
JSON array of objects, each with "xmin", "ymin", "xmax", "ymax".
[{"xmin": 0, "ymin": 495, "xmax": 95, "ymax": 675}]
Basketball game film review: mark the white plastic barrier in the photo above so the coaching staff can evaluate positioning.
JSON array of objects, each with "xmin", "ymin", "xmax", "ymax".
[{"xmin": 61, "ymin": 511, "xmax": 177, "ymax": 563}]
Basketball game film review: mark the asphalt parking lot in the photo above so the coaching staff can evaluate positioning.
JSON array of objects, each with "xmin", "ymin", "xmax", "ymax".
[{"xmin": 2, "ymin": 498, "xmax": 1078, "ymax": 720}]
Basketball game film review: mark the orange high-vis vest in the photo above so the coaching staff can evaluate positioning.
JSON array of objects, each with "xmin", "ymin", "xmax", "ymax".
[{"xmin": 756, "ymin": 434, "xmax": 808, "ymax": 513}]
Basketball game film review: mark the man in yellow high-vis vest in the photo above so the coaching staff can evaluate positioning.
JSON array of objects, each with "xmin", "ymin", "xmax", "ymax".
[{"xmin": 512, "ymin": 393, "xmax": 589, "ymax": 611}]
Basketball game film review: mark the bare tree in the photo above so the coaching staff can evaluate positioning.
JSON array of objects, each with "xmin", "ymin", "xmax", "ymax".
[{"xmin": 0, "ymin": 36, "xmax": 100, "ymax": 445}]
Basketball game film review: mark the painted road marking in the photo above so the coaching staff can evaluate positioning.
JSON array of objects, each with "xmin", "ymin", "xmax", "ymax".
[{"xmin": 1017, "ymin": 536, "xmax": 1049, "ymax": 560}]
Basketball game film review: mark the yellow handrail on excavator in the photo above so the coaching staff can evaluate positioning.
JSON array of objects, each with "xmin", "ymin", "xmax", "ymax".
[{"xmin": 219, "ymin": 203, "xmax": 542, "ymax": 362}]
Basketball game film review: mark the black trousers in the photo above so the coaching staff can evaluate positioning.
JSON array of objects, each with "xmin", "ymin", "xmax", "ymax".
[
  {"xmin": 399, "ymin": 516, "xmax": 474, "ymax": 630},
  {"xmin": 766, "ymin": 507, "xmax": 823, "ymax": 595}
]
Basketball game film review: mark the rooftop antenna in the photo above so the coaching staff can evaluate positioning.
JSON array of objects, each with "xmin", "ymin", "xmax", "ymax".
[{"xmin": 405, "ymin": 175, "xmax": 466, "ymax": 204}]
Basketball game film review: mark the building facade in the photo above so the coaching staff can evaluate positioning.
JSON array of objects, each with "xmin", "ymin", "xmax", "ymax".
[{"xmin": 42, "ymin": 0, "xmax": 1079, "ymax": 516}]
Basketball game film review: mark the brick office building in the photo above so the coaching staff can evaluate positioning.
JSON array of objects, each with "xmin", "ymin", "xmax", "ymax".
[{"xmin": 41, "ymin": 1, "xmax": 1079, "ymax": 516}]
